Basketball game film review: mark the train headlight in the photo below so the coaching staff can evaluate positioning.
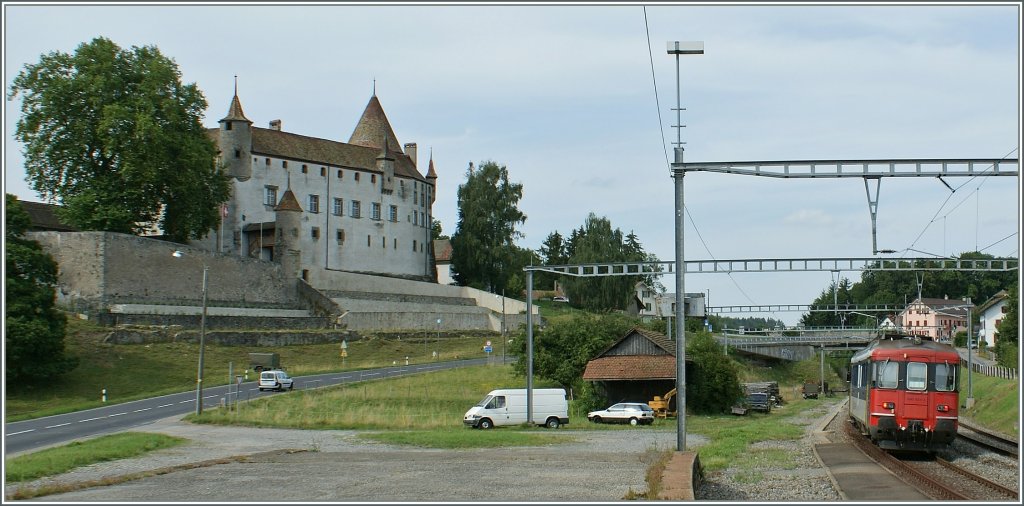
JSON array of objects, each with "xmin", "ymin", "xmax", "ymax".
[
  {"xmin": 936, "ymin": 404, "xmax": 949, "ymax": 412},
  {"xmin": 882, "ymin": 402, "xmax": 895, "ymax": 409}
]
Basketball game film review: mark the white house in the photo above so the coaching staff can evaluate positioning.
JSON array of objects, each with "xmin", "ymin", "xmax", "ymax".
[{"xmin": 976, "ymin": 290, "xmax": 1010, "ymax": 347}]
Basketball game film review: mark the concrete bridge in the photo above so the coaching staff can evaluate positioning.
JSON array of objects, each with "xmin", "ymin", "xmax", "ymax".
[{"xmin": 716, "ymin": 329, "xmax": 875, "ymax": 361}]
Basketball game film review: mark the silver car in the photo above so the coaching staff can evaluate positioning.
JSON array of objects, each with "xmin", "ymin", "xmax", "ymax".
[
  {"xmin": 258, "ymin": 370, "xmax": 294, "ymax": 392},
  {"xmin": 587, "ymin": 402, "xmax": 655, "ymax": 426}
]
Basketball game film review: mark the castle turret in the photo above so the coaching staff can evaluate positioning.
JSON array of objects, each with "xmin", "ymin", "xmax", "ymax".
[
  {"xmin": 426, "ymin": 152, "xmax": 438, "ymax": 205},
  {"xmin": 274, "ymin": 188, "xmax": 303, "ymax": 280},
  {"xmin": 377, "ymin": 133, "xmax": 396, "ymax": 193},
  {"xmin": 218, "ymin": 80, "xmax": 254, "ymax": 181}
]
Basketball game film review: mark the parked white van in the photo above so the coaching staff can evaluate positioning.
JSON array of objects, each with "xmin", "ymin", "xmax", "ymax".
[{"xmin": 463, "ymin": 388, "xmax": 569, "ymax": 429}]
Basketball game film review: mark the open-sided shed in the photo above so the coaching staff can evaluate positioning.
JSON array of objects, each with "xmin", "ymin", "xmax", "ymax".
[{"xmin": 582, "ymin": 327, "xmax": 692, "ymax": 409}]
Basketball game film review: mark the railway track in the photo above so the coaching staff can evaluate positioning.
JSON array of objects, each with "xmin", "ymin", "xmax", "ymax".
[
  {"xmin": 958, "ymin": 420, "xmax": 1019, "ymax": 458},
  {"xmin": 935, "ymin": 456, "xmax": 1019, "ymax": 500}
]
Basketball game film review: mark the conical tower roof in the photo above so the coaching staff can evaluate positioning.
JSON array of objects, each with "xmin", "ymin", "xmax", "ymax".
[
  {"xmin": 348, "ymin": 94, "xmax": 402, "ymax": 152},
  {"xmin": 220, "ymin": 91, "xmax": 251, "ymax": 123},
  {"xmin": 426, "ymin": 155, "xmax": 437, "ymax": 179},
  {"xmin": 275, "ymin": 189, "xmax": 303, "ymax": 212}
]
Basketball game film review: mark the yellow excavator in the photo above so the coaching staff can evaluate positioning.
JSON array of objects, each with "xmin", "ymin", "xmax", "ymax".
[{"xmin": 649, "ymin": 388, "xmax": 677, "ymax": 418}]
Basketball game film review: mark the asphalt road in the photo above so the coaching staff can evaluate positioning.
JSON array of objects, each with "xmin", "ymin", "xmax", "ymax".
[{"xmin": 4, "ymin": 357, "xmax": 489, "ymax": 456}]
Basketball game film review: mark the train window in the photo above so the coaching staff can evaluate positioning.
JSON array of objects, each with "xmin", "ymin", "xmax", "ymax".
[
  {"xmin": 906, "ymin": 362, "xmax": 927, "ymax": 391},
  {"xmin": 934, "ymin": 363, "xmax": 957, "ymax": 392},
  {"xmin": 876, "ymin": 361, "xmax": 898, "ymax": 389}
]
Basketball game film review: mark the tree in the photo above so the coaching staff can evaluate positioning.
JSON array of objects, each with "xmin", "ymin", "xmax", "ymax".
[
  {"xmin": 450, "ymin": 161, "xmax": 526, "ymax": 293},
  {"xmin": 8, "ymin": 37, "xmax": 230, "ymax": 242},
  {"xmin": 686, "ymin": 332, "xmax": 743, "ymax": 414},
  {"xmin": 562, "ymin": 214, "xmax": 659, "ymax": 312},
  {"xmin": 535, "ymin": 231, "xmax": 568, "ymax": 290},
  {"xmin": 995, "ymin": 281, "xmax": 1018, "ymax": 368},
  {"xmin": 5, "ymin": 194, "xmax": 78, "ymax": 384},
  {"xmin": 431, "ymin": 218, "xmax": 449, "ymax": 241}
]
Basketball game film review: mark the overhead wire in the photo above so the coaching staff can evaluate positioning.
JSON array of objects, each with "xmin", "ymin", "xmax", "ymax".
[
  {"xmin": 901, "ymin": 147, "xmax": 1019, "ymax": 257},
  {"xmin": 643, "ymin": 6, "xmax": 758, "ymax": 307}
]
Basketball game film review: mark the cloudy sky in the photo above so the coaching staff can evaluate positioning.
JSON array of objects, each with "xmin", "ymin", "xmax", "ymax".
[{"xmin": 4, "ymin": 2, "xmax": 1020, "ymax": 325}]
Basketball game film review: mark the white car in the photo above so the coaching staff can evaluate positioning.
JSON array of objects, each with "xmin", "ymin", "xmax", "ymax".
[
  {"xmin": 552, "ymin": 296, "xmax": 569, "ymax": 303},
  {"xmin": 587, "ymin": 402, "xmax": 655, "ymax": 426},
  {"xmin": 258, "ymin": 370, "xmax": 294, "ymax": 392}
]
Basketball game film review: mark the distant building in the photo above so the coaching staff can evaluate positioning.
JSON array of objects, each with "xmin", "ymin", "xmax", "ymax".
[
  {"xmin": 898, "ymin": 297, "xmax": 969, "ymax": 342},
  {"xmin": 976, "ymin": 290, "xmax": 1010, "ymax": 347},
  {"xmin": 433, "ymin": 238, "xmax": 454, "ymax": 285},
  {"xmin": 17, "ymin": 200, "xmax": 77, "ymax": 232},
  {"xmin": 205, "ymin": 87, "xmax": 438, "ymax": 282}
]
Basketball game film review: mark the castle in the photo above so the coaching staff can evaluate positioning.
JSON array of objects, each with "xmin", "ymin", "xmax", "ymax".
[{"xmin": 205, "ymin": 86, "xmax": 438, "ymax": 282}]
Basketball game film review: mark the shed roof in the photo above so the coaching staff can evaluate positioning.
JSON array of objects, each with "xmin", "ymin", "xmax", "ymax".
[{"xmin": 19, "ymin": 200, "xmax": 77, "ymax": 231}]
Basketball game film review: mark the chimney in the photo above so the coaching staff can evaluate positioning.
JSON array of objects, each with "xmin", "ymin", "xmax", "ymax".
[
  {"xmin": 269, "ymin": 119, "xmax": 282, "ymax": 131},
  {"xmin": 404, "ymin": 142, "xmax": 418, "ymax": 167}
]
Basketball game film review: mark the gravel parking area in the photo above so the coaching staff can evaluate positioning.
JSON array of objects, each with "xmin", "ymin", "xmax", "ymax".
[{"xmin": 8, "ymin": 416, "xmax": 701, "ymax": 502}]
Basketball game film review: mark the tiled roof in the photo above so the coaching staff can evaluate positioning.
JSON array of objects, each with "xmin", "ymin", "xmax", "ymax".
[
  {"xmin": 348, "ymin": 95, "xmax": 403, "ymax": 153},
  {"xmin": 19, "ymin": 201, "xmax": 77, "ymax": 231},
  {"xmin": 248, "ymin": 128, "xmax": 425, "ymax": 181},
  {"xmin": 582, "ymin": 355, "xmax": 677, "ymax": 381},
  {"xmin": 220, "ymin": 94, "xmax": 251, "ymax": 123},
  {"xmin": 275, "ymin": 189, "xmax": 302, "ymax": 212},
  {"xmin": 426, "ymin": 157, "xmax": 437, "ymax": 179},
  {"xmin": 908, "ymin": 298, "xmax": 969, "ymax": 318},
  {"xmin": 433, "ymin": 238, "xmax": 452, "ymax": 263}
]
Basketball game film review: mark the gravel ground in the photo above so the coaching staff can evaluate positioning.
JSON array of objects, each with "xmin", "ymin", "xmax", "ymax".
[{"xmin": 10, "ymin": 397, "xmax": 1014, "ymax": 502}]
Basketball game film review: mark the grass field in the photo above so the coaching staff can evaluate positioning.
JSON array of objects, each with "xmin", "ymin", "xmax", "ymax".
[
  {"xmin": 4, "ymin": 316, "xmax": 500, "ymax": 422},
  {"xmin": 4, "ymin": 432, "xmax": 187, "ymax": 483}
]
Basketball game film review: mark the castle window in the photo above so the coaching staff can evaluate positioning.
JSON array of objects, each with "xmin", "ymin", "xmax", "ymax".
[
  {"xmin": 301, "ymin": 164, "xmax": 307, "ymax": 174},
  {"xmin": 414, "ymin": 191, "xmax": 418, "ymax": 205},
  {"xmin": 371, "ymin": 202, "xmax": 381, "ymax": 220},
  {"xmin": 264, "ymin": 186, "xmax": 278, "ymax": 206},
  {"xmin": 265, "ymin": 158, "xmax": 270, "ymax": 165},
  {"xmin": 351, "ymin": 200, "xmax": 361, "ymax": 218},
  {"xmin": 234, "ymin": 149, "xmax": 241, "ymax": 158},
  {"xmin": 355, "ymin": 172, "xmax": 361, "ymax": 182},
  {"xmin": 413, "ymin": 239, "xmax": 417, "ymax": 252},
  {"xmin": 321, "ymin": 167, "xmax": 326, "ymax": 177},
  {"xmin": 382, "ymin": 236, "xmax": 386, "ymax": 248},
  {"xmin": 225, "ymin": 122, "xmax": 232, "ymax": 131},
  {"xmin": 283, "ymin": 161, "xmax": 288, "ymax": 168},
  {"xmin": 311, "ymin": 227, "xmax": 320, "ymax": 240},
  {"xmin": 413, "ymin": 212, "xmax": 418, "ymax": 226},
  {"xmin": 308, "ymin": 195, "xmax": 320, "ymax": 213},
  {"xmin": 337, "ymin": 169, "xmax": 343, "ymax": 179},
  {"xmin": 389, "ymin": 205, "xmax": 398, "ymax": 222},
  {"xmin": 393, "ymin": 238, "xmax": 397, "ymax": 249},
  {"xmin": 302, "ymin": 270, "xmax": 309, "ymax": 282},
  {"xmin": 371, "ymin": 174, "xmax": 377, "ymax": 184},
  {"xmin": 333, "ymin": 198, "xmax": 343, "ymax": 216},
  {"xmin": 336, "ymin": 229, "xmax": 345, "ymax": 244},
  {"xmin": 367, "ymin": 235, "xmax": 371, "ymax": 247}
]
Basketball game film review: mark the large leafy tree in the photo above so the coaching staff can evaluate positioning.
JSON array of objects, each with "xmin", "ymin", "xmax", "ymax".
[
  {"xmin": 686, "ymin": 331, "xmax": 744, "ymax": 414},
  {"xmin": 8, "ymin": 37, "xmax": 230, "ymax": 242},
  {"xmin": 561, "ymin": 213, "xmax": 660, "ymax": 312},
  {"xmin": 450, "ymin": 160, "xmax": 526, "ymax": 293},
  {"xmin": 5, "ymin": 194, "xmax": 79, "ymax": 384}
]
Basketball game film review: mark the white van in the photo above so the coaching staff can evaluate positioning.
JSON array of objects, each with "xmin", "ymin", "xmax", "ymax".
[{"xmin": 463, "ymin": 388, "xmax": 569, "ymax": 429}]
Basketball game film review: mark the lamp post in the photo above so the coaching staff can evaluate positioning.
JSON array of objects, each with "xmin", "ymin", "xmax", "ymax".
[
  {"xmin": 173, "ymin": 250, "xmax": 209, "ymax": 416},
  {"xmin": 668, "ymin": 39, "xmax": 704, "ymax": 452}
]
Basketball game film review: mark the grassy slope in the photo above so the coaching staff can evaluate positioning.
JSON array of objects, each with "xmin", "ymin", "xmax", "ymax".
[{"xmin": 4, "ymin": 316, "xmax": 499, "ymax": 422}]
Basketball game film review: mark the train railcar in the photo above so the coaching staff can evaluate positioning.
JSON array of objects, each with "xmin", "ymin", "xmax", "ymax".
[{"xmin": 848, "ymin": 334, "xmax": 959, "ymax": 451}]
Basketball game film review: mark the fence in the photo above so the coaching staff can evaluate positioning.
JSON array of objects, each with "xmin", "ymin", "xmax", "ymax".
[{"xmin": 961, "ymin": 359, "xmax": 1017, "ymax": 380}]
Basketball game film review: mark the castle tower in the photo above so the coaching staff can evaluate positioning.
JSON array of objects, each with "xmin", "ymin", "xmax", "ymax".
[
  {"xmin": 217, "ymin": 79, "xmax": 253, "ymax": 181},
  {"xmin": 377, "ymin": 133, "xmax": 396, "ymax": 193},
  {"xmin": 348, "ymin": 94, "xmax": 403, "ymax": 152},
  {"xmin": 274, "ymin": 188, "xmax": 303, "ymax": 280},
  {"xmin": 426, "ymin": 152, "xmax": 438, "ymax": 205}
]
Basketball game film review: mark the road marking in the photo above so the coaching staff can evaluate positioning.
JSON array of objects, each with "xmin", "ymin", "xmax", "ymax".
[
  {"xmin": 179, "ymin": 400, "xmax": 192, "ymax": 404},
  {"xmin": 365, "ymin": 372, "xmax": 380, "ymax": 376},
  {"xmin": 79, "ymin": 417, "xmax": 103, "ymax": 422},
  {"xmin": 109, "ymin": 412, "xmax": 126, "ymax": 417},
  {"xmin": 6, "ymin": 429, "xmax": 35, "ymax": 436},
  {"xmin": 45, "ymin": 422, "xmax": 71, "ymax": 429},
  {"xmin": 133, "ymin": 408, "xmax": 151, "ymax": 412},
  {"xmin": 157, "ymin": 404, "xmax": 174, "ymax": 408}
]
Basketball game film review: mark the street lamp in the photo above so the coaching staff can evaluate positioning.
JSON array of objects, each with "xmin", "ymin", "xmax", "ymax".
[
  {"xmin": 173, "ymin": 249, "xmax": 209, "ymax": 416},
  {"xmin": 668, "ymin": 39, "xmax": 704, "ymax": 453}
]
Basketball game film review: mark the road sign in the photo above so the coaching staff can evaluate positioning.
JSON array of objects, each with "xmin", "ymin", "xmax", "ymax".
[
  {"xmin": 484, "ymin": 346, "xmax": 493, "ymax": 353},
  {"xmin": 486, "ymin": 340, "xmax": 492, "ymax": 346},
  {"xmin": 340, "ymin": 350, "xmax": 348, "ymax": 358}
]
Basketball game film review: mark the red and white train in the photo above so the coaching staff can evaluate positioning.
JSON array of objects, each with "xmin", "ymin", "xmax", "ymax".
[{"xmin": 848, "ymin": 334, "xmax": 960, "ymax": 451}]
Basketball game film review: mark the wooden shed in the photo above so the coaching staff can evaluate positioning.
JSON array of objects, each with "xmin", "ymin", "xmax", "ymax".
[{"xmin": 582, "ymin": 327, "xmax": 692, "ymax": 409}]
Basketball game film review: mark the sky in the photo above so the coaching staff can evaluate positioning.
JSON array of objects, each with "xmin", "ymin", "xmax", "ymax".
[{"xmin": 3, "ymin": 2, "xmax": 1021, "ymax": 326}]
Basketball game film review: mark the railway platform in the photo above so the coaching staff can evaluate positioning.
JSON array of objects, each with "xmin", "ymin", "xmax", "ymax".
[{"xmin": 814, "ymin": 443, "xmax": 930, "ymax": 500}]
